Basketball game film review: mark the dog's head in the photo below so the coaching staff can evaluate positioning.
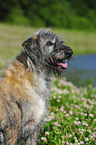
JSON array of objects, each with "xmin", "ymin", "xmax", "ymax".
[{"xmin": 22, "ymin": 29, "xmax": 73, "ymax": 75}]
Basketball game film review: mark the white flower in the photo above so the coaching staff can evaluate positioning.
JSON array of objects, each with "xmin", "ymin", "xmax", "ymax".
[
  {"xmin": 85, "ymin": 138, "xmax": 89, "ymax": 141},
  {"xmin": 89, "ymin": 114, "xmax": 94, "ymax": 117}
]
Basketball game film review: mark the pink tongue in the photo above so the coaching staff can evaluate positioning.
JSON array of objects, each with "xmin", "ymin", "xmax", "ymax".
[{"xmin": 57, "ymin": 62, "xmax": 67, "ymax": 68}]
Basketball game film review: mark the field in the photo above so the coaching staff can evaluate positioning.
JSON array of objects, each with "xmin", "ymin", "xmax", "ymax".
[
  {"xmin": 0, "ymin": 24, "xmax": 96, "ymax": 144},
  {"xmin": 0, "ymin": 23, "xmax": 96, "ymax": 60}
]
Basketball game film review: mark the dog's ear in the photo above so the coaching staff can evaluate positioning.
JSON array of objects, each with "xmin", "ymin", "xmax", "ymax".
[
  {"xmin": 22, "ymin": 35, "xmax": 41, "ymax": 62},
  {"xmin": 22, "ymin": 35, "xmax": 38, "ymax": 49},
  {"xmin": 22, "ymin": 35, "xmax": 39, "ymax": 55}
]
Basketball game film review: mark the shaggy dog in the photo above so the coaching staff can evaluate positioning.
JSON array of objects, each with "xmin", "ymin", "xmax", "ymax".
[{"xmin": 0, "ymin": 29, "xmax": 73, "ymax": 145}]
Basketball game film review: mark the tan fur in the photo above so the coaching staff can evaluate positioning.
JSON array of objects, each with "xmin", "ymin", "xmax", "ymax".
[
  {"xmin": 32, "ymin": 35, "xmax": 38, "ymax": 40},
  {"xmin": 0, "ymin": 58, "xmax": 48, "ymax": 144}
]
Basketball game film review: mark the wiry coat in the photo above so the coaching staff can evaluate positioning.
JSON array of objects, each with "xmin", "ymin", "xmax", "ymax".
[{"xmin": 0, "ymin": 29, "xmax": 73, "ymax": 145}]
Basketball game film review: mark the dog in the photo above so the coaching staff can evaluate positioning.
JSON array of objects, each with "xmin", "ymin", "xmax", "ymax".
[{"xmin": 0, "ymin": 29, "xmax": 73, "ymax": 145}]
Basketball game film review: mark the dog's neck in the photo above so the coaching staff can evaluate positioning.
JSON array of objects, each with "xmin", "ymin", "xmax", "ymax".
[
  {"xmin": 16, "ymin": 51, "xmax": 28, "ymax": 68},
  {"xmin": 16, "ymin": 51, "xmax": 51, "ymax": 83}
]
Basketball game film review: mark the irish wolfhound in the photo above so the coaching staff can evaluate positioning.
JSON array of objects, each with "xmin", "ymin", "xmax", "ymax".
[{"xmin": 0, "ymin": 29, "xmax": 73, "ymax": 145}]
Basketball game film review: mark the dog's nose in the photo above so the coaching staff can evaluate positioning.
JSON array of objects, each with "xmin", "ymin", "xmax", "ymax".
[{"xmin": 64, "ymin": 46, "xmax": 73, "ymax": 58}]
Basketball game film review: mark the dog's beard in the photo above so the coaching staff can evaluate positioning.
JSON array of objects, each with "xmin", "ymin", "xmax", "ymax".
[
  {"xmin": 24, "ymin": 47, "xmax": 72, "ymax": 76},
  {"xmin": 44, "ymin": 58, "xmax": 68, "ymax": 76}
]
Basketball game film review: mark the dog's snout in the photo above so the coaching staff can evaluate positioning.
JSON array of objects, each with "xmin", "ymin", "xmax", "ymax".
[
  {"xmin": 65, "ymin": 49, "xmax": 73, "ymax": 55},
  {"xmin": 64, "ymin": 46, "xmax": 73, "ymax": 58}
]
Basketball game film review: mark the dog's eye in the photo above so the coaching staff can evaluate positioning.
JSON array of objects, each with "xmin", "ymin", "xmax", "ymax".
[{"xmin": 46, "ymin": 41, "xmax": 53, "ymax": 46}]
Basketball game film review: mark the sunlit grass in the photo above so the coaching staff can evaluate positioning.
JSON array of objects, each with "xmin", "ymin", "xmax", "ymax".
[
  {"xmin": 53, "ymin": 28, "xmax": 96, "ymax": 55},
  {"xmin": 0, "ymin": 23, "xmax": 37, "ymax": 61},
  {"xmin": 0, "ymin": 23, "xmax": 96, "ymax": 63}
]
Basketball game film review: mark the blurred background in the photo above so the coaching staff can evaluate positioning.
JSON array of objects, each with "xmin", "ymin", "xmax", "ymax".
[
  {"xmin": 0, "ymin": 0, "xmax": 96, "ymax": 30},
  {"xmin": 0, "ymin": 0, "xmax": 96, "ymax": 87}
]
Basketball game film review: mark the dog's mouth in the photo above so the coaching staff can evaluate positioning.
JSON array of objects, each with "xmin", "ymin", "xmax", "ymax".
[
  {"xmin": 57, "ymin": 59, "xmax": 68, "ymax": 69},
  {"xmin": 46, "ymin": 57, "xmax": 70, "ymax": 71},
  {"xmin": 53, "ymin": 59, "xmax": 68, "ymax": 70}
]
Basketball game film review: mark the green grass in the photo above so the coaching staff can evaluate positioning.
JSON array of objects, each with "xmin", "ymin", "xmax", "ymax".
[
  {"xmin": 0, "ymin": 23, "xmax": 96, "ymax": 63},
  {"xmin": 0, "ymin": 23, "xmax": 96, "ymax": 144}
]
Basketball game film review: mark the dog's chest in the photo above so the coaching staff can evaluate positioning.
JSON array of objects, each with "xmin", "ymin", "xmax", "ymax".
[{"xmin": 21, "ymin": 72, "xmax": 50, "ymax": 127}]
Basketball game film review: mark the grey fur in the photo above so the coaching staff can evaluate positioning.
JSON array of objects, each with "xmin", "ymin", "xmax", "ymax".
[
  {"xmin": 18, "ymin": 29, "xmax": 73, "ymax": 144},
  {"xmin": 0, "ymin": 29, "xmax": 73, "ymax": 145},
  {"xmin": 22, "ymin": 29, "xmax": 73, "ymax": 75}
]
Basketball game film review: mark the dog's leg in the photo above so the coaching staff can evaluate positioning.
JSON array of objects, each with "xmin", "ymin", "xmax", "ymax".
[
  {"xmin": 31, "ymin": 130, "xmax": 37, "ymax": 145},
  {"xmin": 0, "ymin": 129, "xmax": 18, "ymax": 145},
  {"xmin": 0, "ymin": 132, "xmax": 4, "ymax": 145},
  {"xmin": 25, "ymin": 133, "xmax": 37, "ymax": 145},
  {"xmin": 24, "ymin": 127, "xmax": 37, "ymax": 145},
  {"xmin": 5, "ymin": 126, "xmax": 19, "ymax": 145}
]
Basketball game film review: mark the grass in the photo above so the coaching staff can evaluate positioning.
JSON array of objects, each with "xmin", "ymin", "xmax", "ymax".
[
  {"xmin": 0, "ymin": 23, "xmax": 96, "ymax": 62},
  {"xmin": 0, "ymin": 23, "xmax": 96, "ymax": 144}
]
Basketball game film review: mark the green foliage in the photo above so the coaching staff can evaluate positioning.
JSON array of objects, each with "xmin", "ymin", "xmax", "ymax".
[
  {"xmin": 0, "ymin": 0, "xmax": 96, "ymax": 30},
  {"xmin": 6, "ymin": 7, "xmax": 30, "ymax": 26},
  {"xmin": 72, "ymin": 16, "xmax": 95, "ymax": 30}
]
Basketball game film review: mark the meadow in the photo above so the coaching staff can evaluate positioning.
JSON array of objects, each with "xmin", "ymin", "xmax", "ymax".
[
  {"xmin": 38, "ymin": 79, "xmax": 96, "ymax": 145},
  {"xmin": 0, "ymin": 24, "xmax": 96, "ymax": 144}
]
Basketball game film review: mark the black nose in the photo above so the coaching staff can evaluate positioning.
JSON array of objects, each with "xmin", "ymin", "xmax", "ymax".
[{"xmin": 65, "ymin": 46, "xmax": 73, "ymax": 58}]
